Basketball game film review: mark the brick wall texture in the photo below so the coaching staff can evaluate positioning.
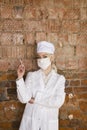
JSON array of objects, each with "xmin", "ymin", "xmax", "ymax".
[{"xmin": 0, "ymin": 0, "xmax": 87, "ymax": 130}]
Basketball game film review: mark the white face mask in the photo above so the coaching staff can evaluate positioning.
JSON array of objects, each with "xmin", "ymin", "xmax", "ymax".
[{"xmin": 37, "ymin": 57, "xmax": 51, "ymax": 70}]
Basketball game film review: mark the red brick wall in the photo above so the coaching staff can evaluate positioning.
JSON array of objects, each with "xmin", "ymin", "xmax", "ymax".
[{"xmin": 0, "ymin": 0, "xmax": 87, "ymax": 130}]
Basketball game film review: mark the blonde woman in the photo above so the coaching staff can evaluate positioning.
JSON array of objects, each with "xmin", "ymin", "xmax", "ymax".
[{"xmin": 16, "ymin": 41, "xmax": 66, "ymax": 130}]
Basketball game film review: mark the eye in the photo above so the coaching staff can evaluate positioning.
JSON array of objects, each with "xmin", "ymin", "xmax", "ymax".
[{"xmin": 43, "ymin": 56, "xmax": 48, "ymax": 58}]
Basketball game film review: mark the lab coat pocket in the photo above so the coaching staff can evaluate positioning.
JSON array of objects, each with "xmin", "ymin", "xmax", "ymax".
[{"xmin": 48, "ymin": 120, "xmax": 58, "ymax": 130}]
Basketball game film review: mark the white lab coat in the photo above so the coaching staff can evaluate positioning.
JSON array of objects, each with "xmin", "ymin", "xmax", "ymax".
[{"xmin": 16, "ymin": 69, "xmax": 66, "ymax": 130}]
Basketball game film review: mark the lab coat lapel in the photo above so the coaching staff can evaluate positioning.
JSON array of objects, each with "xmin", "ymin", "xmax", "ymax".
[{"xmin": 45, "ymin": 70, "xmax": 58, "ymax": 90}]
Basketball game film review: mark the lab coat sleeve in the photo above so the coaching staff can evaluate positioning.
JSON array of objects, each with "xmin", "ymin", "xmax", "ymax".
[
  {"xmin": 16, "ymin": 72, "xmax": 33, "ymax": 104},
  {"xmin": 35, "ymin": 75, "xmax": 66, "ymax": 108}
]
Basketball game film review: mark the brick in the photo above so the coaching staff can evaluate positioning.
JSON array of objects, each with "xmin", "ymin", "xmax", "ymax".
[
  {"xmin": 13, "ymin": 6, "xmax": 24, "ymax": 19},
  {"xmin": 25, "ymin": 32, "xmax": 35, "ymax": 45},
  {"xmin": 3, "ymin": 20, "xmax": 23, "ymax": 32},
  {"xmin": 24, "ymin": 7, "xmax": 42, "ymax": 20},
  {"xmin": 23, "ymin": 59, "xmax": 33, "ymax": 71},
  {"xmin": 59, "ymin": 108, "xmax": 67, "ymax": 119},
  {"xmin": 80, "ymin": 8, "xmax": 87, "ymax": 20},
  {"xmin": 63, "ymin": 8, "xmax": 80, "ymax": 20},
  {"xmin": 60, "ymin": 119, "xmax": 70, "ymax": 127},
  {"xmin": 36, "ymin": 32, "xmax": 47, "ymax": 43},
  {"xmin": 46, "ymin": 19, "xmax": 61, "ymax": 32},
  {"xmin": 7, "ymin": 73, "xmax": 17, "ymax": 80},
  {"xmin": 74, "ymin": 87, "xmax": 87, "ymax": 94},
  {"xmin": 77, "ymin": 34, "xmax": 87, "ymax": 46},
  {"xmin": 0, "ymin": 87, "xmax": 9, "ymax": 101},
  {"xmin": 1, "ymin": 5, "xmax": 12, "ymax": 19},
  {"xmin": 47, "ymin": 8, "xmax": 58, "ymax": 19},
  {"xmin": 54, "ymin": 0, "xmax": 73, "ymax": 7},
  {"xmin": 23, "ymin": 20, "xmax": 38, "ymax": 32},
  {"xmin": 78, "ymin": 58, "xmax": 87, "ymax": 70},
  {"xmin": 81, "ymin": 79, "xmax": 87, "ymax": 86},
  {"xmin": 77, "ymin": 93, "xmax": 87, "ymax": 99},
  {"xmin": 65, "ymin": 57, "xmax": 78, "ymax": 70},
  {"xmin": 76, "ymin": 46, "xmax": 87, "ymax": 57},
  {"xmin": 0, "ymin": 46, "xmax": 2, "ymax": 58},
  {"xmin": 7, "ymin": 88, "xmax": 17, "ymax": 100},
  {"xmin": 58, "ymin": 33, "xmax": 68, "ymax": 46},
  {"xmin": 79, "ymin": 101, "xmax": 87, "ymax": 113},
  {"xmin": 8, "ymin": 59, "xmax": 19, "ymax": 71},
  {"xmin": 2, "ymin": 46, "xmax": 12, "ymax": 58},
  {"xmin": 26, "ymin": 46, "xmax": 35, "ymax": 58},
  {"xmin": 13, "ymin": 33, "xmax": 24, "ymax": 45},
  {"xmin": 70, "ymin": 80, "xmax": 80, "ymax": 86},
  {"xmin": 0, "ymin": 59, "xmax": 9, "ymax": 72},
  {"xmin": 47, "ymin": 33, "xmax": 58, "ymax": 44},
  {"xmin": 56, "ymin": 57, "xmax": 66, "ymax": 70},
  {"xmin": 56, "ymin": 46, "xmax": 74, "ymax": 58},
  {"xmin": 0, "ymin": 73, "xmax": 7, "ymax": 81},
  {"xmin": 0, "ymin": 122, "xmax": 12, "ymax": 129},
  {"xmin": 0, "ymin": 21, "xmax": 3, "ymax": 31},
  {"xmin": 1, "ymin": 33, "xmax": 12, "ymax": 45},
  {"xmin": 80, "ymin": 20, "xmax": 87, "ymax": 33},
  {"xmin": 62, "ymin": 20, "xmax": 80, "ymax": 33},
  {"xmin": 60, "ymin": 128, "xmax": 74, "ymax": 130},
  {"xmin": 17, "ymin": 46, "xmax": 27, "ymax": 59},
  {"xmin": 73, "ymin": 0, "xmax": 87, "ymax": 7},
  {"xmin": 68, "ymin": 34, "xmax": 77, "ymax": 46}
]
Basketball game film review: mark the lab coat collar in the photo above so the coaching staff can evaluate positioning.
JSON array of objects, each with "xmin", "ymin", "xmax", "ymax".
[{"xmin": 39, "ymin": 69, "xmax": 58, "ymax": 90}]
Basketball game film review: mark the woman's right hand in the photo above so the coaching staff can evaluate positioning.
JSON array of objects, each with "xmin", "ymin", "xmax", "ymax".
[{"xmin": 17, "ymin": 59, "xmax": 25, "ymax": 79}]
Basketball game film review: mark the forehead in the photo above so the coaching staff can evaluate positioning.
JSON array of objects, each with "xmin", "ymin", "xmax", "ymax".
[{"xmin": 37, "ymin": 52, "xmax": 49, "ymax": 56}]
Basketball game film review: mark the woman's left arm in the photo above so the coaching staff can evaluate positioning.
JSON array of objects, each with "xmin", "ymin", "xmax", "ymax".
[{"xmin": 35, "ymin": 75, "xmax": 66, "ymax": 108}]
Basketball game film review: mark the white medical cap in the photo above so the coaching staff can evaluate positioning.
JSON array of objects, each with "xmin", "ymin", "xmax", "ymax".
[{"xmin": 37, "ymin": 41, "xmax": 55, "ymax": 54}]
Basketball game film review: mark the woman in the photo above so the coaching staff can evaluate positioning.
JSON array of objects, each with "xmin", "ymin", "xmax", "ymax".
[{"xmin": 16, "ymin": 41, "xmax": 66, "ymax": 130}]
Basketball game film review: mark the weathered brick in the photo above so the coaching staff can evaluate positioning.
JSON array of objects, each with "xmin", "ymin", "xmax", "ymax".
[
  {"xmin": 26, "ymin": 46, "xmax": 35, "ymax": 58},
  {"xmin": 65, "ymin": 57, "xmax": 78, "ymax": 70},
  {"xmin": 60, "ymin": 128, "xmax": 74, "ymax": 130},
  {"xmin": 46, "ymin": 19, "xmax": 61, "ymax": 32},
  {"xmin": 77, "ymin": 34, "xmax": 87, "ymax": 46},
  {"xmin": 74, "ymin": 87, "xmax": 87, "ymax": 94},
  {"xmin": 76, "ymin": 46, "xmax": 87, "ymax": 57},
  {"xmin": 1, "ymin": 5, "xmax": 12, "ymax": 19},
  {"xmin": 25, "ymin": 32, "xmax": 35, "ymax": 45},
  {"xmin": 79, "ymin": 101, "xmax": 87, "ymax": 113},
  {"xmin": 0, "ymin": 73, "xmax": 7, "ymax": 81},
  {"xmin": 24, "ymin": 7, "xmax": 42, "ymax": 20},
  {"xmin": 2, "ymin": 46, "xmax": 12, "ymax": 58},
  {"xmin": 23, "ymin": 20, "xmax": 38, "ymax": 32},
  {"xmin": 59, "ymin": 119, "xmax": 70, "ymax": 127},
  {"xmin": 62, "ymin": 20, "xmax": 80, "ymax": 33},
  {"xmin": 0, "ymin": 87, "xmax": 9, "ymax": 101},
  {"xmin": 58, "ymin": 33, "xmax": 68, "ymax": 46},
  {"xmin": 47, "ymin": 33, "xmax": 58, "ymax": 44},
  {"xmin": 3, "ymin": 20, "xmax": 23, "ymax": 32},
  {"xmin": 63, "ymin": 8, "xmax": 80, "ymax": 20},
  {"xmin": 13, "ymin": 6, "xmax": 24, "ymax": 19},
  {"xmin": 1, "ymin": 33, "xmax": 12, "ymax": 45},
  {"xmin": 13, "ymin": 33, "xmax": 24, "ymax": 45},
  {"xmin": 68, "ymin": 34, "xmax": 77, "ymax": 46},
  {"xmin": 56, "ymin": 57, "xmax": 66, "ymax": 70},
  {"xmin": 80, "ymin": 8, "xmax": 87, "ymax": 20},
  {"xmin": 36, "ymin": 32, "xmax": 47, "ymax": 43},
  {"xmin": 81, "ymin": 79, "xmax": 87, "ymax": 86},
  {"xmin": 54, "ymin": 0, "xmax": 73, "ymax": 7},
  {"xmin": 0, "ymin": 122, "xmax": 12, "ymax": 129},
  {"xmin": 15, "ymin": 46, "xmax": 26, "ymax": 58},
  {"xmin": 47, "ymin": 8, "xmax": 58, "ymax": 19},
  {"xmin": 78, "ymin": 57, "xmax": 87, "ymax": 70},
  {"xmin": 70, "ymin": 80, "xmax": 80, "ymax": 86},
  {"xmin": 73, "ymin": 0, "xmax": 87, "ymax": 7},
  {"xmin": 80, "ymin": 20, "xmax": 87, "ymax": 33},
  {"xmin": 0, "ymin": 60, "xmax": 9, "ymax": 72},
  {"xmin": 77, "ymin": 93, "xmax": 87, "ymax": 99}
]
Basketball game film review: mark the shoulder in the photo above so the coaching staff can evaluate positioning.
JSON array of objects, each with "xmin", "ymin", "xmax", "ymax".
[
  {"xmin": 56, "ymin": 73, "xmax": 66, "ymax": 82},
  {"xmin": 27, "ymin": 69, "xmax": 41, "ymax": 77}
]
